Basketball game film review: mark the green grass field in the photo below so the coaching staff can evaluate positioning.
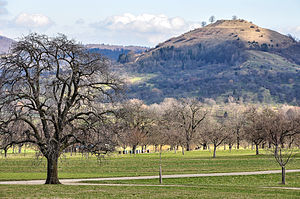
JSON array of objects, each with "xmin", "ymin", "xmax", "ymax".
[
  {"xmin": 1, "ymin": 183, "xmax": 300, "ymax": 199},
  {"xmin": 0, "ymin": 149, "xmax": 300, "ymax": 198},
  {"xmin": 81, "ymin": 172, "xmax": 300, "ymax": 187}
]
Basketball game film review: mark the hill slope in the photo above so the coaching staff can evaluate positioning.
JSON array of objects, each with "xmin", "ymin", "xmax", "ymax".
[
  {"xmin": 0, "ymin": 35, "xmax": 14, "ymax": 54},
  {"xmin": 86, "ymin": 44, "xmax": 148, "ymax": 61},
  {"xmin": 122, "ymin": 20, "xmax": 300, "ymax": 104}
]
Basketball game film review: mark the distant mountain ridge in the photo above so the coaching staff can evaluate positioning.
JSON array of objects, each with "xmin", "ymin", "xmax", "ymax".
[
  {"xmin": 121, "ymin": 20, "xmax": 300, "ymax": 104},
  {"xmin": 86, "ymin": 44, "xmax": 148, "ymax": 61},
  {"xmin": 0, "ymin": 35, "xmax": 148, "ymax": 61},
  {"xmin": 0, "ymin": 35, "xmax": 14, "ymax": 54}
]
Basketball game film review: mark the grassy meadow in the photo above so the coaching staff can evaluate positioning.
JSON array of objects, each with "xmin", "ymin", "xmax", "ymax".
[{"xmin": 1, "ymin": 148, "xmax": 300, "ymax": 198}]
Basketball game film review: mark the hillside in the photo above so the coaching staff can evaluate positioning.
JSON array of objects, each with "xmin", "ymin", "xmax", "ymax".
[
  {"xmin": 0, "ymin": 36, "xmax": 14, "ymax": 54},
  {"xmin": 86, "ymin": 44, "xmax": 148, "ymax": 61},
  {"xmin": 121, "ymin": 20, "xmax": 300, "ymax": 104},
  {"xmin": 150, "ymin": 19, "xmax": 294, "ymax": 49}
]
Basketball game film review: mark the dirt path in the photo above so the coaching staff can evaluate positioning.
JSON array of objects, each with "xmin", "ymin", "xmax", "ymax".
[{"xmin": 1, "ymin": 169, "xmax": 300, "ymax": 185}]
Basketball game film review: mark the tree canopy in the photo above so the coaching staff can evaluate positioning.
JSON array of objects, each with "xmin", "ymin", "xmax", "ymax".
[{"xmin": 0, "ymin": 33, "xmax": 123, "ymax": 184}]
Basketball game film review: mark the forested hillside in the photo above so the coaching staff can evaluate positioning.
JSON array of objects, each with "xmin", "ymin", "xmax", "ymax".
[
  {"xmin": 86, "ymin": 44, "xmax": 148, "ymax": 61},
  {"xmin": 120, "ymin": 20, "xmax": 300, "ymax": 104}
]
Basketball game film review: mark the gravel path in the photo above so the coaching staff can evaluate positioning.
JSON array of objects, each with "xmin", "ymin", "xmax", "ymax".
[{"xmin": 1, "ymin": 169, "xmax": 300, "ymax": 185}]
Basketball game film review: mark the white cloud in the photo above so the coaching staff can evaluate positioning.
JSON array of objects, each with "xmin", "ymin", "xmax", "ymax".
[
  {"xmin": 92, "ymin": 13, "xmax": 200, "ymax": 46},
  {"xmin": 99, "ymin": 13, "xmax": 194, "ymax": 33},
  {"xmin": 14, "ymin": 13, "xmax": 53, "ymax": 28}
]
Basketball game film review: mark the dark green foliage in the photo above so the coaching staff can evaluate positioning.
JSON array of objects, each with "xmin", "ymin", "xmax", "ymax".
[
  {"xmin": 276, "ymin": 43, "xmax": 300, "ymax": 64},
  {"xmin": 133, "ymin": 40, "xmax": 246, "ymax": 73},
  {"xmin": 260, "ymin": 43, "xmax": 268, "ymax": 51},
  {"xmin": 89, "ymin": 48, "xmax": 130, "ymax": 61},
  {"xmin": 118, "ymin": 51, "xmax": 137, "ymax": 63}
]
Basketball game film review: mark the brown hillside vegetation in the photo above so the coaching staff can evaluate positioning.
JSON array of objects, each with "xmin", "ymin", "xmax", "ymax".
[{"xmin": 149, "ymin": 19, "xmax": 295, "ymax": 51}]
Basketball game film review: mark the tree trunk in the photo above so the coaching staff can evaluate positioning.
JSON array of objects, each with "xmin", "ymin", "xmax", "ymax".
[
  {"xmin": 45, "ymin": 154, "xmax": 60, "ymax": 184},
  {"xmin": 4, "ymin": 148, "xmax": 7, "ymax": 158},
  {"xmin": 268, "ymin": 141, "xmax": 272, "ymax": 148},
  {"xmin": 181, "ymin": 145, "xmax": 185, "ymax": 155},
  {"xmin": 174, "ymin": 145, "xmax": 177, "ymax": 154},
  {"xmin": 213, "ymin": 144, "xmax": 217, "ymax": 158},
  {"xmin": 18, "ymin": 144, "xmax": 22, "ymax": 154},
  {"xmin": 132, "ymin": 145, "xmax": 137, "ymax": 155},
  {"xmin": 255, "ymin": 143, "xmax": 259, "ymax": 155},
  {"xmin": 159, "ymin": 145, "xmax": 162, "ymax": 184},
  {"xmin": 203, "ymin": 143, "xmax": 207, "ymax": 150},
  {"xmin": 236, "ymin": 134, "xmax": 240, "ymax": 149},
  {"xmin": 186, "ymin": 142, "xmax": 190, "ymax": 151},
  {"xmin": 281, "ymin": 166, "xmax": 286, "ymax": 185},
  {"xmin": 229, "ymin": 144, "xmax": 232, "ymax": 152},
  {"xmin": 274, "ymin": 145, "xmax": 278, "ymax": 157}
]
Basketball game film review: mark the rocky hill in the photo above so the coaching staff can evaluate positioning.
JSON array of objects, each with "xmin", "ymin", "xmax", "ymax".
[{"xmin": 121, "ymin": 20, "xmax": 300, "ymax": 104}]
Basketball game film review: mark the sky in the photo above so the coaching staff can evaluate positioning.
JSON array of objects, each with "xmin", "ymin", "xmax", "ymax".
[{"xmin": 0, "ymin": 0, "xmax": 299, "ymax": 47}]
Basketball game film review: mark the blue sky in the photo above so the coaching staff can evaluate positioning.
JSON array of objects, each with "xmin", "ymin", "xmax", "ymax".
[{"xmin": 0, "ymin": 0, "xmax": 299, "ymax": 46}]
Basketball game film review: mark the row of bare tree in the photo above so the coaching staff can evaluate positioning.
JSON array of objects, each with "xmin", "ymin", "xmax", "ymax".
[
  {"xmin": 114, "ymin": 98, "xmax": 300, "ymax": 184},
  {"xmin": 114, "ymin": 98, "xmax": 300, "ymax": 158}
]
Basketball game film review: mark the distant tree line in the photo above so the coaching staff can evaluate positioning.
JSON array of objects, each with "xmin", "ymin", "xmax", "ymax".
[{"xmin": 114, "ymin": 98, "xmax": 300, "ymax": 184}]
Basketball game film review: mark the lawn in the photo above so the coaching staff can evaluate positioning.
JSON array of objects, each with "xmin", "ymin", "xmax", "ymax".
[
  {"xmin": 80, "ymin": 172, "xmax": 300, "ymax": 187},
  {"xmin": 0, "ymin": 150, "xmax": 300, "ymax": 180},
  {"xmin": 0, "ymin": 182, "xmax": 299, "ymax": 198},
  {"xmin": 1, "ymin": 149, "xmax": 300, "ymax": 198},
  {"xmin": 1, "ymin": 149, "xmax": 300, "ymax": 181}
]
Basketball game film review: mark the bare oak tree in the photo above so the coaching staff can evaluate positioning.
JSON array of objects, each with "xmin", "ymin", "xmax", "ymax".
[
  {"xmin": 116, "ymin": 99, "xmax": 155, "ymax": 154},
  {"xmin": 243, "ymin": 107, "xmax": 267, "ymax": 155},
  {"xmin": 0, "ymin": 33, "xmax": 123, "ymax": 184},
  {"xmin": 226, "ymin": 104, "xmax": 246, "ymax": 149},
  {"xmin": 201, "ymin": 115, "xmax": 228, "ymax": 158},
  {"xmin": 262, "ymin": 108, "xmax": 300, "ymax": 184},
  {"xmin": 167, "ymin": 98, "xmax": 208, "ymax": 152}
]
